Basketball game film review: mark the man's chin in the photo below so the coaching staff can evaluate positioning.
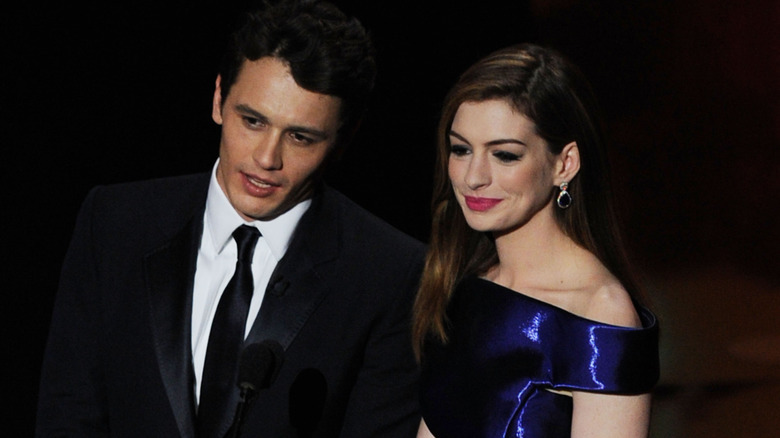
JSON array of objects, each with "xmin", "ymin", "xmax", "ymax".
[
  {"xmin": 236, "ymin": 185, "xmax": 316, "ymax": 221},
  {"xmin": 232, "ymin": 197, "xmax": 283, "ymax": 222},
  {"xmin": 241, "ymin": 208, "xmax": 281, "ymax": 222}
]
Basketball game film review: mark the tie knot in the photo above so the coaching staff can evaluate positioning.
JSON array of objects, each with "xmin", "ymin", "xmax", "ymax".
[{"xmin": 232, "ymin": 225, "xmax": 261, "ymax": 263}]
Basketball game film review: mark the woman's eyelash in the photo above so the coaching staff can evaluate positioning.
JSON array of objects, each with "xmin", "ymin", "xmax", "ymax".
[
  {"xmin": 449, "ymin": 143, "xmax": 521, "ymax": 162},
  {"xmin": 493, "ymin": 151, "xmax": 521, "ymax": 162},
  {"xmin": 450, "ymin": 144, "xmax": 470, "ymax": 156}
]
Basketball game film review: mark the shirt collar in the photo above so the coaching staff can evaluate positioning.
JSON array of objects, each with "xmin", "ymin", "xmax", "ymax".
[{"xmin": 204, "ymin": 160, "xmax": 311, "ymax": 260}]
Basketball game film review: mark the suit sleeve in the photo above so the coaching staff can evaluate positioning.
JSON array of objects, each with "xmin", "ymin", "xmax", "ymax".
[
  {"xmin": 338, "ymin": 248, "xmax": 424, "ymax": 438},
  {"xmin": 36, "ymin": 188, "xmax": 110, "ymax": 437}
]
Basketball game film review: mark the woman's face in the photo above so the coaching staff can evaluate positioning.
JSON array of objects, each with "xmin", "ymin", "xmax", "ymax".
[{"xmin": 448, "ymin": 99, "xmax": 558, "ymax": 234}]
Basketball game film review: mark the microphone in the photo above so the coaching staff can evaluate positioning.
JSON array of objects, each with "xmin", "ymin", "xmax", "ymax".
[
  {"xmin": 288, "ymin": 368, "xmax": 327, "ymax": 438},
  {"xmin": 228, "ymin": 340, "xmax": 284, "ymax": 438},
  {"xmin": 239, "ymin": 340, "xmax": 284, "ymax": 393}
]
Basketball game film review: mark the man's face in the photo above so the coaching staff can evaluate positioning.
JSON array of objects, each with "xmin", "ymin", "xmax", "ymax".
[{"xmin": 212, "ymin": 57, "xmax": 342, "ymax": 221}]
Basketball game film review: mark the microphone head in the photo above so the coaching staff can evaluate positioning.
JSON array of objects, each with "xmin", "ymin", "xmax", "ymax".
[{"xmin": 238, "ymin": 340, "xmax": 284, "ymax": 393}]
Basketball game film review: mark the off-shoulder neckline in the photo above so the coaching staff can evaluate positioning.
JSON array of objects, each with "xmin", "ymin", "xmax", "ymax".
[{"xmin": 464, "ymin": 276, "xmax": 657, "ymax": 331}]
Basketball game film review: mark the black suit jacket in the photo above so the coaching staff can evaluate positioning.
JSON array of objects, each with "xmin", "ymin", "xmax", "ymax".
[{"xmin": 36, "ymin": 173, "xmax": 425, "ymax": 437}]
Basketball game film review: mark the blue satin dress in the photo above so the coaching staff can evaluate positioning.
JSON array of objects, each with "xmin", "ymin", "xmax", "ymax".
[{"xmin": 420, "ymin": 277, "xmax": 659, "ymax": 438}]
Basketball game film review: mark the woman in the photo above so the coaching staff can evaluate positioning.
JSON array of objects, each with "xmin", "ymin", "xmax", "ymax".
[{"xmin": 413, "ymin": 43, "xmax": 659, "ymax": 437}]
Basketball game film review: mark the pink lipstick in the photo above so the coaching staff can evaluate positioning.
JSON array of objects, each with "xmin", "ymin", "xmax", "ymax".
[{"xmin": 464, "ymin": 196, "xmax": 502, "ymax": 212}]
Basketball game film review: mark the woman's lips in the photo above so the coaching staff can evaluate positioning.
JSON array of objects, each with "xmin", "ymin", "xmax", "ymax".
[{"xmin": 464, "ymin": 196, "xmax": 502, "ymax": 212}]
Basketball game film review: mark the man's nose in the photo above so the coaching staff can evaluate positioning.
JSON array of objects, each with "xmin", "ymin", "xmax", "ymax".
[{"xmin": 253, "ymin": 132, "xmax": 283, "ymax": 170}]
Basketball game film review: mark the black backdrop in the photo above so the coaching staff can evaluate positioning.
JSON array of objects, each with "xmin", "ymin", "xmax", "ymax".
[{"xmin": 6, "ymin": 0, "xmax": 777, "ymax": 435}]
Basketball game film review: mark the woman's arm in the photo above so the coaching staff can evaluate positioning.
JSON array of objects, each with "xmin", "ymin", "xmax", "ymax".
[{"xmin": 571, "ymin": 391, "xmax": 652, "ymax": 438}]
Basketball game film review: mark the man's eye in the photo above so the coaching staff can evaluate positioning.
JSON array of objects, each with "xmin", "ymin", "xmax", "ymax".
[
  {"xmin": 290, "ymin": 132, "xmax": 314, "ymax": 144},
  {"xmin": 243, "ymin": 117, "xmax": 265, "ymax": 128}
]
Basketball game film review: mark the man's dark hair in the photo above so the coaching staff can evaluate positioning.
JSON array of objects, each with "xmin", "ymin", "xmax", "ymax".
[{"xmin": 219, "ymin": 0, "xmax": 376, "ymax": 143}]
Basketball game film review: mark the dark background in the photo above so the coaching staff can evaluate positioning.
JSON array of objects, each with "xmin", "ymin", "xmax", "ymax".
[{"xmin": 6, "ymin": 0, "xmax": 778, "ymax": 435}]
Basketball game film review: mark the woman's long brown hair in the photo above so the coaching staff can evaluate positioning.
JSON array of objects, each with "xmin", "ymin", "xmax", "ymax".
[{"xmin": 412, "ymin": 43, "xmax": 644, "ymax": 360}]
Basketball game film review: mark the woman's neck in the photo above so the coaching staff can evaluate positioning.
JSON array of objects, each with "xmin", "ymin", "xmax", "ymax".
[
  {"xmin": 487, "ymin": 205, "xmax": 634, "ymax": 326},
  {"xmin": 489, "ymin": 208, "xmax": 592, "ymax": 291}
]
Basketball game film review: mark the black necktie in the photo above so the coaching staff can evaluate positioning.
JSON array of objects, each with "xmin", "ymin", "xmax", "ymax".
[{"xmin": 198, "ymin": 225, "xmax": 261, "ymax": 438}]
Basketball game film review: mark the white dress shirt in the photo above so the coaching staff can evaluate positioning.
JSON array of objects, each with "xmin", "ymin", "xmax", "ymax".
[{"xmin": 191, "ymin": 161, "xmax": 310, "ymax": 403}]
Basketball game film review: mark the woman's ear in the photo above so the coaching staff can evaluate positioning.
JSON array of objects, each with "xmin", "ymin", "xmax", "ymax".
[{"xmin": 555, "ymin": 141, "xmax": 580, "ymax": 184}]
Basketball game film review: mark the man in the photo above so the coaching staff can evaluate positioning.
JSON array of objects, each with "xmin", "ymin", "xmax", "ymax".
[{"xmin": 36, "ymin": 1, "xmax": 424, "ymax": 437}]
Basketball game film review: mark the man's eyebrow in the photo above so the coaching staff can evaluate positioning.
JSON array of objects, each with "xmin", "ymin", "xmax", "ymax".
[
  {"xmin": 449, "ymin": 129, "xmax": 527, "ymax": 147},
  {"xmin": 234, "ymin": 103, "xmax": 330, "ymax": 139},
  {"xmin": 288, "ymin": 125, "xmax": 329, "ymax": 139},
  {"xmin": 235, "ymin": 104, "xmax": 268, "ymax": 122}
]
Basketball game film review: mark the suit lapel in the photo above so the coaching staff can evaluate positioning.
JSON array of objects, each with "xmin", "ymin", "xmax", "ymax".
[
  {"xmin": 246, "ymin": 187, "xmax": 339, "ymax": 350},
  {"xmin": 145, "ymin": 213, "xmax": 202, "ymax": 438}
]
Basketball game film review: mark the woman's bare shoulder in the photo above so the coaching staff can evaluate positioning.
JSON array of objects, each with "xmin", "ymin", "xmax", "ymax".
[{"xmin": 581, "ymin": 280, "xmax": 641, "ymax": 328}]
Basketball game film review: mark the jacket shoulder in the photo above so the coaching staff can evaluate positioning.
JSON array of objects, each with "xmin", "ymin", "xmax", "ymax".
[
  {"xmin": 88, "ymin": 173, "xmax": 209, "ymax": 204},
  {"xmin": 80, "ymin": 173, "xmax": 209, "ymax": 243},
  {"xmin": 322, "ymin": 187, "xmax": 425, "ymax": 256}
]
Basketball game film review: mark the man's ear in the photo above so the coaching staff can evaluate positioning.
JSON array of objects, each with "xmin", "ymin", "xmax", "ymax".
[
  {"xmin": 554, "ymin": 141, "xmax": 581, "ymax": 185},
  {"xmin": 212, "ymin": 75, "xmax": 224, "ymax": 125}
]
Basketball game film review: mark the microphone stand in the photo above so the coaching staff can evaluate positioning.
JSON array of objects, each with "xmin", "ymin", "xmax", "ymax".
[
  {"xmin": 227, "ymin": 340, "xmax": 284, "ymax": 437},
  {"xmin": 228, "ymin": 385, "xmax": 255, "ymax": 438}
]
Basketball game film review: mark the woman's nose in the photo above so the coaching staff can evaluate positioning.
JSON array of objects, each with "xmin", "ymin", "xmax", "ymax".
[{"xmin": 464, "ymin": 154, "xmax": 490, "ymax": 190}]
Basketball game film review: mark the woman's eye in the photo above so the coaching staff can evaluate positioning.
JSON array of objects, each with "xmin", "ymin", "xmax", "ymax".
[
  {"xmin": 450, "ymin": 145, "xmax": 470, "ymax": 156},
  {"xmin": 493, "ymin": 151, "xmax": 521, "ymax": 162}
]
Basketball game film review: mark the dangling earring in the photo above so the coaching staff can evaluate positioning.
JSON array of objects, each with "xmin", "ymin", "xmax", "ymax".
[{"xmin": 556, "ymin": 182, "xmax": 572, "ymax": 209}]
